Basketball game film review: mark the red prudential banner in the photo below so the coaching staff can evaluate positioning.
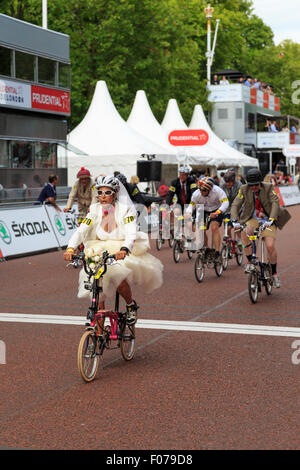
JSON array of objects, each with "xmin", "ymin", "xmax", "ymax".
[
  {"xmin": 168, "ymin": 129, "xmax": 209, "ymax": 146},
  {"xmin": 31, "ymin": 85, "xmax": 70, "ymax": 114}
]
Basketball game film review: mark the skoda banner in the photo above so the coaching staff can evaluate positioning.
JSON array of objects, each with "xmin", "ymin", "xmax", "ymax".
[
  {"xmin": 0, "ymin": 206, "xmax": 58, "ymax": 258},
  {"xmin": 44, "ymin": 204, "xmax": 79, "ymax": 247}
]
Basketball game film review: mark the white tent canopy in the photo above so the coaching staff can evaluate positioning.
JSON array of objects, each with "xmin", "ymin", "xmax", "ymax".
[
  {"xmin": 161, "ymin": 99, "xmax": 229, "ymax": 167},
  {"xmin": 127, "ymin": 90, "xmax": 177, "ymax": 164},
  {"xmin": 189, "ymin": 104, "xmax": 259, "ymax": 169},
  {"xmin": 66, "ymin": 81, "xmax": 174, "ymax": 184}
]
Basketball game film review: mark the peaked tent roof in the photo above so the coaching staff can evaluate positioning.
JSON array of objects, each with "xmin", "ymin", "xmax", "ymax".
[
  {"xmin": 127, "ymin": 90, "xmax": 177, "ymax": 164},
  {"xmin": 160, "ymin": 99, "xmax": 214, "ymax": 166},
  {"xmin": 68, "ymin": 80, "xmax": 171, "ymax": 157},
  {"xmin": 189, "ymin": 104, "xmax": 259, "ymax": 168},
  {"xmin": 66, "ymin": 80, "xmax": 177, "ymax": 183}
]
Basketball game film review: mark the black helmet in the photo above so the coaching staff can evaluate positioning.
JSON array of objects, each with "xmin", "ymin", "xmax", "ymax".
[
  {"xmin": 224, "ymin": 169, "xmax": 236, "ymax": 183},
  {"xmin": 246, "ymin": 168, "xmax": 262, "ymax": 185},
  {"xmin": 115, "ymin": 173, "xmax": 127, "ymax": 186}
]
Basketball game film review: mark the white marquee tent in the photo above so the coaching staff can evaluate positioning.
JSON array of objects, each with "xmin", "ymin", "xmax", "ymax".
[
  {"xmin": 160, "ymin": 99, "xmax": 246, "ymax": 168},
  {"xmin": 66, "ymin": 81, "xmax": 175, "ymax": 184},
  {"xmin": 189, "ymin": 104, "xmax": 259, "ymax": 169},
  {"xmin": 160, "ymin": 99, "xmax": 214, "ymax": 167},
  {"xmin": 127, "ymin": 90, "xmax": 177, "ymax": 164}
]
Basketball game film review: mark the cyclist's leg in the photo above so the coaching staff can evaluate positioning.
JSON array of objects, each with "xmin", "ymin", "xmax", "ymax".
[
  {"xmin": 242, "ymin": 219, "xmax": 257, "ymax": 257},
  {"xmin": 263, "ymin": 229, "xmax": 280, "ymax": 286},
  {"xmin": 211, "ymin": 221, "xmax": 221, "ymax": 252},
  {"xmin": 117, "ymin": 280, "xmax": 138, "ymax": 324}
]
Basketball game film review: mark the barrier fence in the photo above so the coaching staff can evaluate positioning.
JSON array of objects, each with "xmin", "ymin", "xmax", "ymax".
[{"xmin": 0, "ymin": 184, "xmax": 299, "ymax": 259}]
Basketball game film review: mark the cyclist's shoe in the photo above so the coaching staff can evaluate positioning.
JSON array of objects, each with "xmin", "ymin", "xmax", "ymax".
[
  {"xmin": 126, "ymin": 300, "xmax": 139, "ymax": 325},
  {"xmin": 214, "ymin": 251, "xmax": 222, "ymax": 264},
  {"xmin": 272, "ymin": 274, "xmax": 281, "ymax": 288},
  {"xmin": 244, "ymin": 262, "xmax": 251, "ymax": 273}
]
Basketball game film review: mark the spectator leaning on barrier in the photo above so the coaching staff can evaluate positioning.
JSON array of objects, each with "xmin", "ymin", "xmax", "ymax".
[
  {"xmin": 36, "ymin": 174, "xmax": 61, "ymax": 212},
  {"xmin": 64, "ymin": 167, "xmax": 98, "ymax": 221}
]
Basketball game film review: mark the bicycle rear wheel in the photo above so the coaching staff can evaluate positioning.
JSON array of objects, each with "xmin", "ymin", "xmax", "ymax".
[
  {"xmin": 221, "ymin": 245, "xmax": 229, "ymax": 270},
  {"xmin": 248, "ymin": 271, "xmax": 259, "ymax": 303},
  {"xmin": 264, "ymin": 263, "xmax": 273, "ymax": 295},
  {"xmin": 194, "ymin": 253, "xmax": 205, "ymax": 283},
  {"xmin": 77, "ymin": 330, "xmax": 100, "ymax": 382},
  {"xmin": 235, "ymin": 243, "xmax": 243, "ymax": 266},
  {"xmin": 120, "ymin": 322, "xmax": 136, "ymax": 361}
]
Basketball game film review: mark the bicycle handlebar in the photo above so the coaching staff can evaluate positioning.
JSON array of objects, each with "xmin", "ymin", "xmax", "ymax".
[{"xmin": 71, "ymin": 250, "xmax": 116, "ymax": 277}]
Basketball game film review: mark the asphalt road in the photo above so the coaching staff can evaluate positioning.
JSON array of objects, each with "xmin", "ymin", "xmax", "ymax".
[{"xmin": 0, "ymin": 205, "xmax": 300, "ymax": 450}]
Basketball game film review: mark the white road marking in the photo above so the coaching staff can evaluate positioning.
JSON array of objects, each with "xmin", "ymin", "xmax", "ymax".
[{"xmin": 1, "ymin": 313, "xmax": 300, "ymax": 338}]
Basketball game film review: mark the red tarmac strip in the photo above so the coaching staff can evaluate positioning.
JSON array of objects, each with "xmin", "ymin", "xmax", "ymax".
[{"xmin": 0, "ymin": 205, "xmax": 300, "ymax": 450}]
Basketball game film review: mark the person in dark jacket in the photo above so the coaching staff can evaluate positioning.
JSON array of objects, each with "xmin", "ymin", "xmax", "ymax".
[
  {"xmin": 36, "ymin": 174, "xmax": 62, "ymax": 212},
  {"xmin": 165, "ymin": 165, "xmax": 197, "ymax": 210},
  {"xmin": 115, "ymin": 173, "xmax": 162, "ymax": 207}
]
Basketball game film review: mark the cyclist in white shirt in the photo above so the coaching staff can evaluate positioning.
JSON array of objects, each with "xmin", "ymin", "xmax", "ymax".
[{"xmin": 186, "ymin": 176, "xmax": 229, "ymax": 261}]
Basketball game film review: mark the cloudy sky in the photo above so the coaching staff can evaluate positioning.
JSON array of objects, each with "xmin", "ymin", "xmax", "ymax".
[{"xmin": 251, "ymin": 0, "xmax": 300, "ymax": 45}]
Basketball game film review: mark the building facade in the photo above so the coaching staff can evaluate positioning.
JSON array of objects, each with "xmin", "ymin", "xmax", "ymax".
[
  {"xmin": 0, "ymin": 13, "xmax": 70, "ymax": 199},
  {"xmin": 208, "ymin": 83, "xmax": 300, "ymax": 175}
]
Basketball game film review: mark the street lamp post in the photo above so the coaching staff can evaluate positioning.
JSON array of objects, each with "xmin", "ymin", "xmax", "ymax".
[
  {"xmin": 42, "ymin": 0, "xmax": 47, "ymax": 29},
  {"xmin": 204, "ymin": 3, "xmax": 220, "ymax": 86}
]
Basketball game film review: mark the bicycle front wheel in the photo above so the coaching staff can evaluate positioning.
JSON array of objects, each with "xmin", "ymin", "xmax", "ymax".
[
  {"xmin": 156, "ymin": 237, "xmax": 163, "ymax": 251},
  {"xmin": 194, "ymin": 254, "xmax": 205, "ymax": 283},
  {"xmin": 248, "ymin": 271, "xmax": 259, "ymax": 304},
  {"xmin": 173, "ymin": 240, "xmax": 181, "ymax": 263},
  {"xmin": 120, "ymin": 323, "xmax": 136, "ymax": 361},
  {"xmin": 77, "ymin": 330, "xmax": 100, "ymax": 382},
  {"xmin": 168, "ymin": 231, "xmax": 174, "ymax": 248}
]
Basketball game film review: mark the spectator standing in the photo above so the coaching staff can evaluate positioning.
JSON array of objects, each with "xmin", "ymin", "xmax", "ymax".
[
  {"xmin": 212, "ymin": 74, "xmax": 219, "ymax": 85},
  {"xmin": 219, "ymin": 75, "xmax": 229, "ymax": 85},
  {"xmin": 36, "ymin": 174, "xmax": 61, "ymax": 211},
  {"xmin": 270, "ymin": 121, "xmax": 278, "ymax": 133}
]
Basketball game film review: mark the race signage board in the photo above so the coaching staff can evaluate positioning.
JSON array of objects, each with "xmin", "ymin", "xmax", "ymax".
[
  {"xmin": 257, "ymin": 132, "xmax": 289, "ymax": 149},
  {"xmin": 0, "ymin": 78, "xmax": 70, "ymax": 115},
  {"xmin": 44, "ymin": 204, "xmax": 79, "ymax": 248},
  {"xmin": 277, "ymin": 185, "xmax": 300, "ymax": 206},
  {"xmin": 0, "ymin": 206, "xmax": 58, "ymax": 258},
  {"xmin": 168, "ymin": 129, "xmax": 209, "ymax": 146}
]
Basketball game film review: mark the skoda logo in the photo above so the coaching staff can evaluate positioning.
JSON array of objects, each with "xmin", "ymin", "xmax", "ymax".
[
  {"xmin": 0, "ymin": 220, "xmax": 12, "ymax": 245},
  {"xmin": 54, "ymin": 215, "xmax": 66, "ymax": 236}
]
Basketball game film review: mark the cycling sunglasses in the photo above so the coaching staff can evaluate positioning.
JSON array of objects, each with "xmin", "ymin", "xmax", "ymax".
[{"xmin": 97, "ymin": 189, "xmax": 114, "ymax": 196}]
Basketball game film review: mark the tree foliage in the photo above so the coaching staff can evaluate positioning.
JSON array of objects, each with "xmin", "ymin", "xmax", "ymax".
[{"xmin": 1, "ymin": 0, "xmax": 299, "ymax": 129}]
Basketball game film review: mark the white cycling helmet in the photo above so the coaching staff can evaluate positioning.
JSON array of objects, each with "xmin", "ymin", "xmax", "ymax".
[
  {"xmin": 95, "ymin": 175, "xmax": 120, "ymax": 192},
  {"xmin": 178, "ymin": 165, "xmax": 191, "ymax": 174}
]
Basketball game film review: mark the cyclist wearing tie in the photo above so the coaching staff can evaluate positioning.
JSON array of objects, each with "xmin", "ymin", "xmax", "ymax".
[{"xmin": 165, "ymin": 165, "xmax": 197, "ymax": 210}]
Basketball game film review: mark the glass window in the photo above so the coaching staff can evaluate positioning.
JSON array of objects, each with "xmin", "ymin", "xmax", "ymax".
[
  {"xmin": 58, "ymin": 63, "xmax": 70, "ymax": 88},
  {"xmin": 0, "ymin": 46, "xmax": 11, "ymax": 77},
  {"xmin": 0, "ymin": 140, "xmax": 10, "ymax": 167},
  {"xmin": 218, "ymin": 108, "xmax": 228, "ymax": 120},
  {"xmin": 246, "ymin": 113, "xmax": 255, "ymax": 132},
  {"xmin": 15, "ymin": 51, "xmax": 35, "ymax": 81},
  {"xmin": 38, "ymin": 57, "xmax": 56, "ymax": 85},
  {"xmin": 12, "ymin": 141, "xmax": 34, "ymax": 168},
  {"xmin": 35, "ymin": 142, "xmax": 57, "ymax": 168}
]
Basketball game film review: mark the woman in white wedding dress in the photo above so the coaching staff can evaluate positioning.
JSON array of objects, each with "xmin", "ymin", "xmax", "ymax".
[{"xmin": 63, "ymin": 175, "xmax": 163, "ymax": 325}]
